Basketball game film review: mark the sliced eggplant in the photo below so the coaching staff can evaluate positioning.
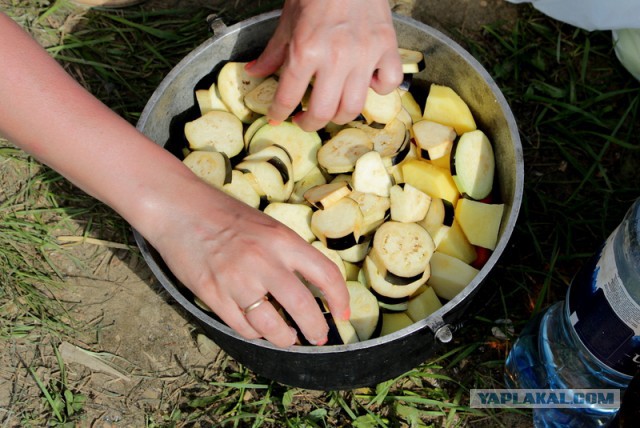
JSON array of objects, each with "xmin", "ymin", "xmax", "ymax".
[
  {"xmin": 243, "ymin": 76, "xmax": 278, "ymax": 115},
  {"xmin": 398, "ymin": 47, "xmax": 425, "ymax": 74},
  {"xmin": 389, "ymin": 183, "xmax": 432, "ymax": 223},
  {"xmin": 346, "ymin": 281, "xmax": 381, "ymax": 341},
  {"xmin": 363, "ymin": 255, "xmax": 428, "ymax": 299},
  {"xmin": 288, "ymin": 165, "xmax": 327, "ymax": 204},
  {"xmin": 243, "ymin": 115, "xmax": 269, "ymax": 149},
  {"xmin": 249, "ymin": 121, "xmax": 322, "ymax": 181},
  {"xmin": 311, "ymin": 197, "xmax": 364, "ymax": 250},
  {"xmin": 362, "ymin": 87, "xmax": 402, "ymax": 124},
  {"xmin": 336, "ymin": 235, "xmax": 372, "ymax": 263},
  {"xmin": 264, "ymin": 202, "xmax": 315, "ymax": 243},
  {"xmin": 235, "ymin": 159, "xmax": 293, "ymax": 202},
  {"xmin": 216, "ymin": 61, "xmax": 265, "ymax": 123},
  {"xmin": 317, "ymin": 128, "xmax": 373, "ymax": 174},
  {"xmin": 244, "ymin": 144, "xmax": 293, "ymax": 184},
  {"xmin": 371, "ymin": 221, "xmax": 435, "ymax": 278},
  {"xmin": 451, "ymin": 130, "xmax": 495, "ymax": 200},
  {"xmin": 184, "ymin": 110, "xmax": 244, "ymax": 158},
  {"xmin": 348, "ymin": 118, "xmax": 407, "ymax": 158},
  {"xmin": 348, "ymin": 191, "xmax": 390, "ymax": 235},
  {"xmin": 412, "ymin": 119, "xmax": 456, "ymax": 164},
  {"xmin": 303, "ymin": 181, "xmax": 352, "ymax": 210},
  {"xmin": 222, "ymin": 169, "xmax": 261, "ymax": 208},
  {"xmin": 183, "ymin": 150, "xmax": 232, "ymax": 189},
  {"xmin": 352, "ymin": 150, "xmax": 393, "ymax": 198}
]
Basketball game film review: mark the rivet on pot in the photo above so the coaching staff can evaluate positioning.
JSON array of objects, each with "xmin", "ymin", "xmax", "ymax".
[{"xmin": 435, "ymin": 325, "xmax": 453, "ymax": 343}]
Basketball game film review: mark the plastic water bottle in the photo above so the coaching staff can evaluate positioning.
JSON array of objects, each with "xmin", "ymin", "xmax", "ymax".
[{"xmin": 504, "ymin": 197, "xmax": 640, "ymax": 427}]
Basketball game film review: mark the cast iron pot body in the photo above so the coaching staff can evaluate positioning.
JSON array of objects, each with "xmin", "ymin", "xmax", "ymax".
[{"xmin": 134, "ymin": 10, "xmax": 524, "ymax": 391}]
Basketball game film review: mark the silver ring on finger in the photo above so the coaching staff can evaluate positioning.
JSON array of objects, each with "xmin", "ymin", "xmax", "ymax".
[{"xmin": 241, "ymin": 295, "xmax": 269, "ymax": 315}]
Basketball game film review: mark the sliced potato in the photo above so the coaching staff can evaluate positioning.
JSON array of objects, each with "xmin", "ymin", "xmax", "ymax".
[{"xmin": 423, "ymin": 83, "xmax": 476, "ymax": 135}]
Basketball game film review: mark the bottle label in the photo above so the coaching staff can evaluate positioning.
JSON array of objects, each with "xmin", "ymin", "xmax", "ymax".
[{"xmin": 568, "ymin": 227, "xmax": 640, "ymax": 376}]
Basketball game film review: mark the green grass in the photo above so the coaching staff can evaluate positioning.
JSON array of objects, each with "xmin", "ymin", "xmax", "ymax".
[{"xmin": 2, "ymin": 1, "xmax": 639, "ymax": 426}]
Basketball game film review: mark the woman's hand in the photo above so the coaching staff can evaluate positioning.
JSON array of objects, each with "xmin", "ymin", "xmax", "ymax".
[
  {"xmin": 139, "ymin": 176, "xmax": 351, "ymax": 348},
  {"xmin": 246, "ymin": 0, "xmax": 403, "ymax": 131},
  {"xmin": 0, "ymin": 12, "xmax": 350, "ymax": 349}
]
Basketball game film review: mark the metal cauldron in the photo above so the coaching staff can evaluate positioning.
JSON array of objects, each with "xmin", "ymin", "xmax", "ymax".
[{"xmin": 134, "ymin": 10, "xmax": 524, "ymax": 390}]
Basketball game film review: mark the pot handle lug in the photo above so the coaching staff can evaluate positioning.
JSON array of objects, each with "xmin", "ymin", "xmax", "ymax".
[
  {"xmin": 206, "ymin": 14, "xmax": 228, "ymax": 35},
  {"xmin": 428, "ymin": 316, "xmax": 454, "ymax": 344}
]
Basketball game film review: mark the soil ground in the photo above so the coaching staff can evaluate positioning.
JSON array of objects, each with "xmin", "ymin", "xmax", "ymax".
[{"xmin": 0, "ymin": 0, "xmax": 525, "ymax": 426}]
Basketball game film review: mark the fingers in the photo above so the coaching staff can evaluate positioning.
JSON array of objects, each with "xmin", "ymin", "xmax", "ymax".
[{"xmin": 370, "ymin": 48, "xmax": 404, "ymax": 96}]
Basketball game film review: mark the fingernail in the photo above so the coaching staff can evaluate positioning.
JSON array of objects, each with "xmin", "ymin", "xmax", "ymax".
[
  {"xmin": 268, "ymin": 119, "xmax": 281, "ymax": 126},
  {"xmin": 309, "ymin": 336, "xmax": 328, "ymax": 346},
  {"xmin": 342, "ymin": 308, "xmax": 351, "ymax": 321},
  {"xmin": 244, "ymin": 60, "xmax": 257, "ymax": 70}
]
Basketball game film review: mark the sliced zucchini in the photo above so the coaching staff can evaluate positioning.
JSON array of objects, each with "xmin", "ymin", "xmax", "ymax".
[
  {"xmin": 371, "ymin": 221, "xmax": 434, "ymax": 278},
  {"xmin": 264, "ymin": 202, "xmax": 315, "ymax": 243},
  {"xmin": 184, "ymin": 110, "xmax": 244, "ymax": 158},
  {"xmin": 352, "ymin": 150, "xmax": 393, "ymax": 198},
  {"xmin": 412, "ymin": 119, "xmax": 456, "ymax": 163},
  {"xmin": 451, "ymin": 130, "xmax": 495, "ymax": 200},
  {"xmin": 362, "ymin": 87, "xmax": 402, "ymax": 124},
  {"xmin": 249, "ymin": 121, "xmax": 322, "ymax": 181},
  {"xmin": 311, "ymin": 197, "xmax": 364, "ymax": 250},
  {"xmin": 222, "ymin": 169, "xmax": 261, "ymax": 208},
  {"xmin": 363, "ymin": 254, "xmax": 429, "ymax": 299},
  {"xmin": 346, "ymin": 281, "xmax": 381, "ymax": 341},
  {"xmin": 243, "ymin": 76, "xmax": 279, "ymax": 116},
  {"xmin": 216, "ymin": 61, "xmax": 265, "ymax": 123},
  {"xmin": 317, "ymin": 128, "xmax": 373, "ymax": 174},
  {"xmin": 235, "ymin": 159, "xmax": 293, "ymax": 202},
  {"xmin": 183, "ymin": 150, "xmax": 232, "ymax": 189},
  {"xmin": 389, "ymin": 183, "xmax": 432, "ymax": 223},
  {"xmin": 303, "ymin": 181, "xmax": 352, "ymax": 210},
  {"xmin": 288, "ymin": 165, "xmax": 327, "ymax": 204}
]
